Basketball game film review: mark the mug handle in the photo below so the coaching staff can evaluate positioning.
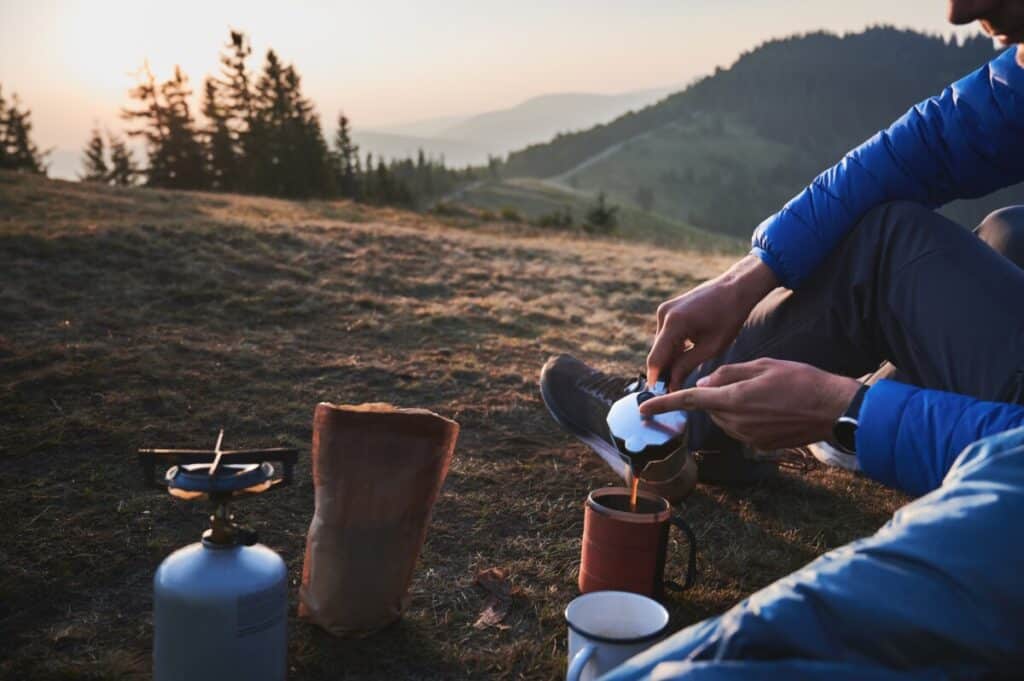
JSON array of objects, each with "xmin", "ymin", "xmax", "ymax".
[
  {"xmin": 566, "ymin": 643, "xmax": 596, "ymax": 681},
  {"xmin": 663, "ymin": 515, "xmax": 698, "ymax": 592}
]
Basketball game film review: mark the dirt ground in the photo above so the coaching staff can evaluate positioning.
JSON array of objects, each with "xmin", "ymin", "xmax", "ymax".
[{"xmin": 0, "ymin": 171, "xmax": 905, "ymax": 679}]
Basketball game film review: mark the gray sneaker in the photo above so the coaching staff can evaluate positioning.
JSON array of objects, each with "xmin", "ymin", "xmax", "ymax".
[{"xmin": 539, "ymin": 354, "xmax": 697, "ymax": 502}]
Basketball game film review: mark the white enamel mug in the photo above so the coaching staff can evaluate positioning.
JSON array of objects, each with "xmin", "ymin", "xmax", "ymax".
[{"xmin": 564, "ymin": 590, "xmax": 669, "ymax": 681}]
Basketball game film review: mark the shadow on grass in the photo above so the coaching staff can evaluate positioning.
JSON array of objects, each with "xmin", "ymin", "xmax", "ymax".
[{"xmin": 295, "ymin": 619, "xmax": 462, "ymax": 680}]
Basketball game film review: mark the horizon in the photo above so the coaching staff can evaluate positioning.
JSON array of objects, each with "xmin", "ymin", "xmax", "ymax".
[{"xmin": 1, "ymin": 0, "xmax": 984, "ymax": 179}]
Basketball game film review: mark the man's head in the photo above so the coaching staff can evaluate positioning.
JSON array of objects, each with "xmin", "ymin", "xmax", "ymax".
[{"xmin": 948, "ymin": 0, "xmax": 1024, "ymax": 65}]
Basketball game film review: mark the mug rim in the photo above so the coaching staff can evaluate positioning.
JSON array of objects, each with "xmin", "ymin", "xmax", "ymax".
[
  {"xmin": 587, "ymin": 486, "xmax": 671, "ymax": 523},
  {"xmin": 564, "ymin": 590, "xmax": 670, "ymax": 645}
]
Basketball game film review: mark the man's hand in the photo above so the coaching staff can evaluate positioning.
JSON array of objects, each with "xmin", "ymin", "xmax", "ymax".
[
  {"xmin": 639, "ymin": 358, "xmax": 862, "ymax": 451},
  {"xmin": 647, "ymin": 255, "xmax": 779, "ymax": 389}
]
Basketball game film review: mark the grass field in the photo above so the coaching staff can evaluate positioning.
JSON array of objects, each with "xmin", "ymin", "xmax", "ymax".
[{"xmin": 0, "ymin": 171, "xmax": 904, "ymax": 680}]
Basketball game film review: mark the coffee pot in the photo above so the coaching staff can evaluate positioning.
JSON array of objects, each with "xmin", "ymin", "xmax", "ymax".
[{"xmin": 606, "ymin": 376, "xmax": 687, "ymax": 477}]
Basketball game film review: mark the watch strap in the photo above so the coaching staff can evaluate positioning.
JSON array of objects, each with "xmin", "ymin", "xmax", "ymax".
[{"xmin": 843, "ymin": 382, "xmax": 870, "ymax": 421}]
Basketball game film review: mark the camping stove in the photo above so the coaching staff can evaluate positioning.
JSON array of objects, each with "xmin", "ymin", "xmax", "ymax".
[{"xmin": 139, "ymin": 430, "xmax": 298, "ymax": 681}]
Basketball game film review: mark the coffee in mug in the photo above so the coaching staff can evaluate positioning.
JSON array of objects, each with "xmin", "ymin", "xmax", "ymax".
[{"xmin": 579, "ymin": 487, "xmax": 696, "ymax": 598}]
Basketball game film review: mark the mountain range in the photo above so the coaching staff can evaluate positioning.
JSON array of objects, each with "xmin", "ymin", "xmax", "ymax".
[{"xmin": 355, "ymin": 87, "xmax": 676, "ymax": 167}]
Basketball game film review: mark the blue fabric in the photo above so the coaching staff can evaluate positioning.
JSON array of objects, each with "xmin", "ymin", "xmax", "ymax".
[
  {"xmin": 601, "ymin": 426, "xmax": 1024, "ymax": 680},
  {"xmin": 751, "ymin": 47, "xmax": 1024, "ymax": 290},
  {"xmin": 857, "ymin": 380, "xmax": 1024, "ymax": 496}
]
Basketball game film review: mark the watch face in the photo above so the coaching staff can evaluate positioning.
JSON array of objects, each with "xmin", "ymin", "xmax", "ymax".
[{"xmin": 833, "ymin": 417, "xmax": 858, "ymax": 455}]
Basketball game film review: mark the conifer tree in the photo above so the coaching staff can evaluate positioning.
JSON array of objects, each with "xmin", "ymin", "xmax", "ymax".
[
  {"xmin": 332, "ymin": 113, "xmax": 359, "ymax": 198},
  {"xmin": 250, "ymin": 50, "xmax": 330, "ymax": 197},
  {"xmin": 0, "ymin": 86, "xmax": 7, "ymax": 169},
  {"xmin": 201, "ymin": 77, "xmax": 236, "ymax": 190},
  {"xmin": 80, "ymin": 128, "xmax": 109, "ymax": 182},
  {"xmin": 108, "ymin": 134, "xmax": 138, "ymax": 186},
  {"xmin": 1, "ymin": 89, "xmax": 47, "ymax": 173},
  {"xmin": 123, "ymin": 64, "xmax": 207, "ymax": 189},
  {"xmin": 218, "ymin": 30, "xmax": 259, "ymax": 191}
]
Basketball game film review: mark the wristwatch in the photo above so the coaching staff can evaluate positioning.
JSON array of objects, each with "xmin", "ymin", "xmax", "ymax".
[{"xmin": 832, "ymin": 383, "xmax": 870, "ymax": 455}]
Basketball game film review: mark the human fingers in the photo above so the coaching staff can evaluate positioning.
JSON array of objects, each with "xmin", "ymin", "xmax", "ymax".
[
  {"xmin": 638, "ymin": 386, "xmax": 736, "ymax": 416},
  {"xmin": 695, "ymin": 361, "xmax": 763, "ymax": 388}
]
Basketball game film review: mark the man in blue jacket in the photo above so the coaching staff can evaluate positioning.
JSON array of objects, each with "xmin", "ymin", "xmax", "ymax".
[{"xmin": 541, "ymin": 1, "xmax": 1024, "ymax": 677}]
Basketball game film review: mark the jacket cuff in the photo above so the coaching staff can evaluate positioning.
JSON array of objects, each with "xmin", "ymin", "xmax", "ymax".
[
  {"xmin": 748, "ymin": 246, "xmax": 787, "ymax": 288},
  {"xmin": 855, "ymin": 379, "xmax": 915, "ymax": 488}
]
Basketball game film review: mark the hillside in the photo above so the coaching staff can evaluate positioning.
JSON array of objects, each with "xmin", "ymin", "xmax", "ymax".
[
  {"xmin": 0, "ymin": 172, "xmax": 903, "ymax": 679},
  {"xmin": 502, "ymin": 28, "xmax": 1024, "ymax": 236},
  {"xmin": 450, "ymin": 177, "xmax": 741, "ymax": 253}
]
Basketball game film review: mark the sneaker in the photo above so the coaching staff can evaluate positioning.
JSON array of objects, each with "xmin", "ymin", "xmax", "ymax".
[
  {"xmin": 539, "ymin": 354, "xmax": 697, "ymax": 503},
  {"xmin": 805, "ymin": 440, "xmax": 859, "ymax": 471}
]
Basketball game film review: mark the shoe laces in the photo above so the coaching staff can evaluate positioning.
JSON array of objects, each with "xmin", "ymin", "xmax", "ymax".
[{"xmin": 578, "ymin": 371, "xmax": 643, "ymax": 405}]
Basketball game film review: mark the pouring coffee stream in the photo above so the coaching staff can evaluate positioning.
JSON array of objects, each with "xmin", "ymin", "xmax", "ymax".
[{"xmin": 606, "ymin": 374, "xmax": 688, "ymax": 510}]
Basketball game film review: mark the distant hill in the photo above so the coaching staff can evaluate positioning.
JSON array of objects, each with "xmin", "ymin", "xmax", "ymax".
[
  {"xmin": 359, "ymin": 87, "xmax": 675, "ymax": 167},
  {"xmin": 439, "ymin": 89, "xmax": 675, "ymax": 153},
  {"xmin": 502, "ymin": 28, "xmax": 1024, "ymax": 237},
  {"xmin": 376, "ymin": 114, "xmax": 469, "ymax": 139},
  {"xmin": 350, "ymin": 130, "xmax": 492, "ymax": 168}
]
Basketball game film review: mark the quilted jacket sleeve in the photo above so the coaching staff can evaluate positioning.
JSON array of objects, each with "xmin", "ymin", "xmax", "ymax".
[
  {"xmin": 856, "ymin": 380, "xmax": 1024, "ymax": 496},
  {"xmin": 751, "ymin": 47, "xmax": 1024, "ymax": 289}
]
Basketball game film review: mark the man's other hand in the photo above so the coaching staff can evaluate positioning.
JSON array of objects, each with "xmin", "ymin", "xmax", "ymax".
[
  {"xmin": 646, "ymin": 255, "xmax": 779, "ymax": 389},
  {"xmin": 639, "ymin": 358, "xmax": 862, "ymax": 451}
]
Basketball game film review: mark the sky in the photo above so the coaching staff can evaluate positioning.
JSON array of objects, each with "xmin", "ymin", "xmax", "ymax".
[{"xmin": 0, "ymin": 0, "xmax": 981, "ymax": 167}]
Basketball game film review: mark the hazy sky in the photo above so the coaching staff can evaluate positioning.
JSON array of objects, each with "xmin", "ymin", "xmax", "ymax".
[{"xmin": 1, "ymin": 0, "xmax": 980, "ymax": 155}]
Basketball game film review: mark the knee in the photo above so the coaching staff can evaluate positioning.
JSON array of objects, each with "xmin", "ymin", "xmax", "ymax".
[
  {"xmin": 976, "ymin": 206, "xmax": 1024, "ymax": 268},
  {"xmin": 854, "ymin": 201, "xmax": 935, "ymax": 241}
]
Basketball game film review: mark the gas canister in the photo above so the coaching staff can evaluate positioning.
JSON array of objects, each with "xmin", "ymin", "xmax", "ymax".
[{"xmin": 139, "ymin": 432, "xmax": 297, "ymax": 681}]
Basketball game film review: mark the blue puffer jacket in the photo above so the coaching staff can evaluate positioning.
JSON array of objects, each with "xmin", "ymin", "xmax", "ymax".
[{"xmin": 751, "ymin": 47, "xmax": 1024, "ymax": 496}]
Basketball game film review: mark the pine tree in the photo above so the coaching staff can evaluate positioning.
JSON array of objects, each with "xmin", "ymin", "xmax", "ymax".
[
  {"xmin": 160, "ymin": 67, "xmax": 207, "ymax": 189},
  {"xmin": 375, "ymin": 158, "xmax": 392, "ymax": 204},
  {"xmin": 1, "ymin": 89, "xmax": 47, "ymax": 173},
  {"xmin": 0, "ymin": 86, "xmax": 7, "ymax": 169},
  {"xmin": 80, "ymin": 128, "xmax": 109, "ymax": 182},
  {"xmin": 201, "ymin": 77, "xmax": 236, "ymax": 190},
  {"xmin": 584, "ymin": 191, "xmax": 619, "ymax": 234},
  {"xmin": 108, "ymin": 133, "xmax": 138, "ymax": 186},
  {"xmin": 332, "ymin": 112, "xmax": 359, "ymax": 198},
  {"xmin": 250, "ymin": 50, "xmax": 290, "ymax": 195},
  {"xmin": 250, "ymin": 51, "xmax": 331, "ymax": 197},
  {"xmin": 123, "ymin": 64, "xmax": 207, "ymax": 189},
  {"xmin": 218, "ymin": 30, "xmax": 258, "ymax": 191}
]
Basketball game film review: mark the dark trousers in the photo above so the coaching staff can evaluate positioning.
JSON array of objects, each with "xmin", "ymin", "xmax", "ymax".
[{"xmin": 688, "ymin": 203, "xmax": 1024, "ymax": 451}]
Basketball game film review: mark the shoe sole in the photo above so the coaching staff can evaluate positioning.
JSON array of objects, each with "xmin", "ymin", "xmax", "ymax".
[{"xmin": 539, "ymin": 376, "xmax": 630, "ymax": 482}]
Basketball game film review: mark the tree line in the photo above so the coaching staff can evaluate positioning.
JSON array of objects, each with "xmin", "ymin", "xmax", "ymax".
[{"xmin": 81, "ymin": 30, "xmax": 477, "ymax": 206}]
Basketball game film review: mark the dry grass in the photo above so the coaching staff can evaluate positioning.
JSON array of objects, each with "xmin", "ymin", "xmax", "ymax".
[{"xmin": 0, "ymin": 171, "xmax": 905, "ymax": 680}]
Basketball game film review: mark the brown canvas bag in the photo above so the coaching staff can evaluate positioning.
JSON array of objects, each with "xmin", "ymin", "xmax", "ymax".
[{"xmin": 299, "ymin": 402, "xmax": 459, "ymax": 636}]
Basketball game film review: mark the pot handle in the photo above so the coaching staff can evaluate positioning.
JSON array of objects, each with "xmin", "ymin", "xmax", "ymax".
[
  {"xmin": 566, "ymin": 643, "xmax": 596, "ymax": 681},
  {"xmin": 664, "ymin": 515, "xmax": 697, "ymax": 592}
]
